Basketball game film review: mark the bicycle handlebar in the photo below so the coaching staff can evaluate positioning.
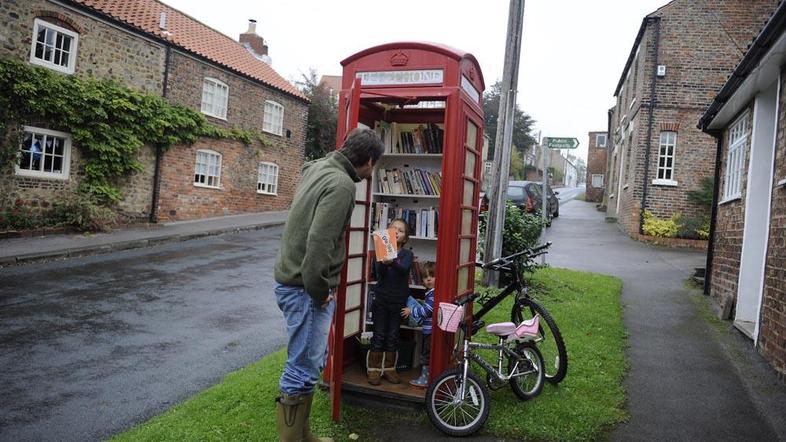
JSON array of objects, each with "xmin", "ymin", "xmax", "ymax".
[{"xmin": 476, "ymin": 242, "xmax": 552, "ymax": 270}]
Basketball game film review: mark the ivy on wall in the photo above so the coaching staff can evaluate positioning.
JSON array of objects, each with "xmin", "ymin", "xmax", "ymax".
[{"xmin": 0, "ymin": 57, "xmax": 264, "ymax": 202}]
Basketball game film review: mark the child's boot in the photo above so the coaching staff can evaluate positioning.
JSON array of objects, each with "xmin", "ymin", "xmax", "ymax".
[
  {"xmin": 382, "ymin": 351, "xmax": 400, "ymax": 384},
  {"xmin": 366, "ymin": 351, "xmax": 383, "ymax": 385},
  {"xmin": 409, "ymin": 365, "xmax": 429, "ymax": 387}
]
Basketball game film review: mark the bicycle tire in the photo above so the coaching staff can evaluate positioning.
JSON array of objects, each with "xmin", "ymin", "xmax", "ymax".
[
  {"xmin": 426, "ymin": 367, "xmax": 490, "ymax": 436},
  {"xmin": 508, "ymin": 341, "xmax": 545, "ymax": 400},
  {"xmin": 512, "ymin": 298, "xmax": 568, "ymax": 384}
]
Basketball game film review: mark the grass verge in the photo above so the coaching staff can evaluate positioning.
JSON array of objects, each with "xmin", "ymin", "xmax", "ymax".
[{"xmin": 113, "ymin": 267, "xmax": 626, "ymax": 441}]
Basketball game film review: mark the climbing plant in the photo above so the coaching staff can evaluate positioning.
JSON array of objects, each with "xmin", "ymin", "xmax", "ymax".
[{"xmin": 0, "ymin": 57, "xmax": 263, "ymax": 202}]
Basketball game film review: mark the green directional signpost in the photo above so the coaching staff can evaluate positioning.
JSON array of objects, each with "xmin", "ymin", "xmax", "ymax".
[{"xmin": 544, "ymin": 137, "xmax": 580, "ymax": 149}]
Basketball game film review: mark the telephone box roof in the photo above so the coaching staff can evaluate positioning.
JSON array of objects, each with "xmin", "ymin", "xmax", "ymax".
[{"xmin": 341, "ymin": 41, "xmax": 485, "ymax": 90}]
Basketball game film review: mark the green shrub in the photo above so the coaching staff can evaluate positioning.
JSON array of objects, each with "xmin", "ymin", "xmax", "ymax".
[
  {"xmin": 51, "ymin": 194, "xmax": 117, "ymax": 232},
  {"xmin": 696, "ymin": 217, "xmax": 710, "ymax": 240},
  {"xmin": 642, "ymin": 210, "xmax": 679, "ymax": 238},
  {"xmin": 478, "ymin": 201, "xmax": 547, "ymax": 260}
]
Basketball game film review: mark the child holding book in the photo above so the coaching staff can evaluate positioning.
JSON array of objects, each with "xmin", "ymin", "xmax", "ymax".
[
  {"xmin": 368, "ymin": 218, "xmax": 413, "ymax": 385},
  {"xmin": 402, "ymin": 261, "xmax": 435, "ymax": 387}
]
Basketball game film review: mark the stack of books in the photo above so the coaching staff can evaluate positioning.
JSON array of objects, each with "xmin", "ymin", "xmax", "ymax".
[
  {"xmin": 371, "ymin": 203, "xmax": 439, "ymax": 239},
  {"xmin": 376, "ymin": 168, "xmax": 442, "ymax": 196},
  {"xmin": 375, "ymin": 122, "xmax": 444, "ymax": 154}
]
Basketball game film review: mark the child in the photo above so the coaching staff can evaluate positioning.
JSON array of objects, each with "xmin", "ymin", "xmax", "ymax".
[
  {"xmin": 368, "ymin": 219, "xmax": 413, "ymax": 385},
  {"xmin": 402, "ymin": 261, "xmax": 436, "ymax": 387}
]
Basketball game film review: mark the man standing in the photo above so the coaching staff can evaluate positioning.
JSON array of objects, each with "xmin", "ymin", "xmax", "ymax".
[{"xmin": 274, "ymin": 128, "xmax": 384, "ymax": 442}]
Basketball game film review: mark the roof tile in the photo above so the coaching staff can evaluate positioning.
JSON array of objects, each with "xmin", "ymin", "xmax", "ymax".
[{"xmin": 72, "ymin": 0, "xmax": 306, "ymax": 100}]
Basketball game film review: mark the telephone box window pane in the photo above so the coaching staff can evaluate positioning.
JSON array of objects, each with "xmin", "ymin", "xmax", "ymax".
[
  {"xmin": 461, "ymin": 209, "xmax": 473, "ymax": 235},
  {"xmin": 345, "ymin": 284, "xmax": 362, "ymax": 310},
  {"xmin": 460, "ymin": 239, "xmax": 471, "ymax": 263},
  {"xmin": 343, "ymin": 309, "xmax": 360, "ymax": 338},
  {"xmin": 355, "ymin": 181, "xmax": 367, "ymax": 201},
  {"xmin": 457, "ymin": 267, "xmax": 469, "ymax": 293},
  {"xmin": 466, "ymin": 121, "xmax": 478, "ymax": 150},
  {"xmin": 463, "ymin": 180, "xmax": 475, "ymax": 206},
  {"xmin": 465, "ymin": 150, "xmax": 476, "ymax": 177},
  {"xmin": 347, "ymin": 257, "xmax": 363, "ymax": 281},
  {"xmin": 351, "ymin": 205, "xmax": 366, "ymax": 227},
  {"xmin": 349, "ymin": 231, "xmax": 365, "ymax": 255}
]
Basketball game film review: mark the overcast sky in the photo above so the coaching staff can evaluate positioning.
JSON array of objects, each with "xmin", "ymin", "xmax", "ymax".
[{"xmin": 160, "ymin": 0, "xmax": 669, "ymax": 161}]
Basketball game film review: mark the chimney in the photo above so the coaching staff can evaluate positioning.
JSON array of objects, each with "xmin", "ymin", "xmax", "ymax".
[{"xmin": 240, "ymin": 19, "xmax": 271, "ymax": 64}]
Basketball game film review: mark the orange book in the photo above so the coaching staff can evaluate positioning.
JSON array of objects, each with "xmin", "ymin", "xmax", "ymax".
[{"xmin": 373, "ymin": 228, "xmax": 398, "ymax": 261}]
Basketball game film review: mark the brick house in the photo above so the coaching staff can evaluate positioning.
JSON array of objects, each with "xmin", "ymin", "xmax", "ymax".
[
  {"xmin": 604, "ymin": 0, "xmax": 777, "ymax": 240},
  {"xmin": 698, "ymin": 3, "xmax": 786, "ymax": 381},
  {"xmin": 0, "ymin": 0, "xmax": 308, "ymax": 223},
  {"xmin": 586, "ymin": 131, "xmax": 607, "ymax": 203}
]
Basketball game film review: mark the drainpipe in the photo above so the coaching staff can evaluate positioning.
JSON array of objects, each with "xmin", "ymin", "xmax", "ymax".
[
  {"xmin": 639, "ymin": 16, "xmax": 661, "ymax": 234},
  {"xmin": 704, "ymin": 133, "xmax": 723, "ymax": 295},
  {"xmin": 149, "ymin": 45, "xmax": 172, "ymax": 223}
]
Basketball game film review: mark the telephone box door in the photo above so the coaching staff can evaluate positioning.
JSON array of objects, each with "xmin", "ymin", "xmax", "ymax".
[{"xmin": 326, "ymin": 77, "xmax": 365, "ymax": 421}]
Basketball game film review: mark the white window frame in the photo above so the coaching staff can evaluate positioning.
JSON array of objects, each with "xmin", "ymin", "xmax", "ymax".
[
  {"xmin": 15, "ymin": 126, "xmax": 72, "ymax": 180},
  {"xmin": 263, "ymin": 100, "xmax": 284, "ymax": 136},
  {"xmin": 596, "ymin": 134, "xmax": 607, "ymax": 147},
  {"xmin": 723, "ymin": 112, "xmax": 749, "ymax": 201},
  {"xmin": 591, "ymin": 174, "xmax": 604, "ymax": 188},
  {"xmin": 257, "ymin": 161, "xmax": 279, "ymax": 195},
  {"xmin": 654, "ymin": 131, "xmax": 678, "ymax": 186},
  {"xmin": 201, "ymin": 77, "xmax": 229, "ymax": 120},
  {"xmin": 29, "ymin": 18, "xmax": 79, "ymax": 74},
  {"xmin": 193, "ymin": 149, "xmax": 222, "ymax": 189}
]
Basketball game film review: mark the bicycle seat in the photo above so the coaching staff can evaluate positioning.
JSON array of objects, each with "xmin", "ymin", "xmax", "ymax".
[{"xmin": 485, "ymin": 316, "xmax": 539, "ymax": 339}]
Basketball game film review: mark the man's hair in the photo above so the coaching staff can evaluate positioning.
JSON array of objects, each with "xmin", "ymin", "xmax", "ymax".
[
  {"xmin": 340, "ymin": 128, "xmax": 384, "ymax": 167},
  {"xmin": 422, "ymin": 261, "xmax": 436, "ymax": 278}
]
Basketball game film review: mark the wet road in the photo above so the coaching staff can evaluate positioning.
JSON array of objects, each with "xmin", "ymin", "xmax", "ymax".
[{"xmin": 0, "ymin": 226, "xmax": 287, "ymax": 441}]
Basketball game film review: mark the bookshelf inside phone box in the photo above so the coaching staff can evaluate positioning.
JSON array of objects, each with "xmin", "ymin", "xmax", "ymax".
[{"xmin": 325, "ymin": 42, "xmax": 485, "ymax": 419}]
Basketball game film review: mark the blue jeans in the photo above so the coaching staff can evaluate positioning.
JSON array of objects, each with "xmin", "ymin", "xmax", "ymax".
[{"xmin": 276, "ymin": 284, "xmax": 335, "ymax": 396}]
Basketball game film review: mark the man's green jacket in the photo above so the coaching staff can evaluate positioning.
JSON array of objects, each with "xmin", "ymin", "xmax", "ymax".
[{"xmin": 274, "ymin": 151, "xmax": 361, "ymax": 302}]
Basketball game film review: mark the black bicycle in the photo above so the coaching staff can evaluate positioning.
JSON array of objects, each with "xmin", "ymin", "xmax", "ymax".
[{"xmin": 474, "ymin": 242, "xmax": 568, "ymax": 384}]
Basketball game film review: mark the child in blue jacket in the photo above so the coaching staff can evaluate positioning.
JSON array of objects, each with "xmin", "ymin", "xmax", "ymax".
[{"xmin": 402, "ymin": 261, "xmax": 436, "ymax": 387}]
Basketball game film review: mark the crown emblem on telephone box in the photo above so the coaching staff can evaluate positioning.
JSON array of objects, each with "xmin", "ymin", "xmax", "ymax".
[{"xmin": 390, "ymin": 51, "xmax": 409, "ymax": 66}]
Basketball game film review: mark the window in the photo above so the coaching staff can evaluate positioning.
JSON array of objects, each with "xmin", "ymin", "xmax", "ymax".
[
  {"xmin": 201, "ymin": 78, "xmax": 229, "ymax": 120},
  {"xmin": 29, "ymin": 18, "xmax": 79, "ymax": 74},
  {"xmin": 16, "ymin": 126, "xmax": 71, "ymax": 179},
  {"xmin": 194, "ymin": 149, "xmax": 221, "ymax": 188},
  {"xmin": 263, "ymin": 100, "xmax": 284, "ymax": 135},
  {"xmin": 724, "ymin": 113, "xmax": 748, "ymax": 200},
  {"xmin": 257, "ymin": 162, "xmax": 279, "ymax": 195},
  {"xmin": 655, "ymin": 131, "xmax": 677, "ymax": 184},
  {"xmin": 596, "ymin": 134, "xmax": 607, "ymax": 147},
  {"xmin": 592, "ymin": 174, "xmax": 604, "ymax": 188}
]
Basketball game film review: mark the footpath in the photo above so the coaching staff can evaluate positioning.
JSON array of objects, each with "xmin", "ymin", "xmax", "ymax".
[{"xmin": 0, "ymin": 211, "xmax": 287, "ymax": 267}]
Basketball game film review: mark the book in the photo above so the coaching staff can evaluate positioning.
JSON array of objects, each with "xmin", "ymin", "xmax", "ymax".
[{"xmin": 373, "ymin": 228, "xmax": 398, "ymax": 261}]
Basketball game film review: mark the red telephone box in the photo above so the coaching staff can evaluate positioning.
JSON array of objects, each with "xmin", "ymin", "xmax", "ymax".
[{"xmin": 325, "ymin": 42, "xmax": 485, "ymax": 420}]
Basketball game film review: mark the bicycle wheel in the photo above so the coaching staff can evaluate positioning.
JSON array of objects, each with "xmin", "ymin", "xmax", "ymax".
[
  {"xmin": 426, "ymin": 367, "xmax": 490, "ymax": 437},
  {"xmin": 508, "ymin": 341, "xmax": 545, "ymax": 400},
  {"xmin": 512, "ymin": 298, "xmax": 568, "ymax": 384}
]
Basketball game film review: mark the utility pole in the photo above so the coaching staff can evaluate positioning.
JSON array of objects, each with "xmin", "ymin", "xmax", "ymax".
[
  {"xmin": 541, "ymin": 141, "xmax": 549, "ymax": 265},
  {"xmin": 484, "ymin": 0, "xmax": 526, "ymax": 286}
]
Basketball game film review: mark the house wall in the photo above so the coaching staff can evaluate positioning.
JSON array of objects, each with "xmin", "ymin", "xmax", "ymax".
[
  {"xmin": 710, "ymin": 107, "xmax": 753, "ymax": 314},
  {"xmin": 0, "ymin": 0, "xmax": 164, "ymax": 219},
  {"xmin": 0, "ymin": 0, "xmax": 308, "ymax": 224},
  {"xmin": 586, "ymin": 132, "xmax": 607, "ymax": 203},
  {"xmin": 160, "ymin": 51, "xmax": 308, "ymax": 221},
  {"xmin": 606, "ymin": 0, "xmax": 778, "ymax": 238},
  {"xmin": 760, "ymin": 70, "xmax": 786, "ymax": 380}
]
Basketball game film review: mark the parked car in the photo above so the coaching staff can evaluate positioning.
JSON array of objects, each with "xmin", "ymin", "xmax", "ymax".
[{"xmin": 506, "ymin": 181, "xmax": 559, "ymax": 218}]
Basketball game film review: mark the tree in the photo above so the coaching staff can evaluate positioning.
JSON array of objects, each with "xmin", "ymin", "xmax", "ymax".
[
  {"xmin": 509, "ymin": 148, "xmax": 525, "ymax": 180},
  {"xmin": 483, "ymin": 80, "xmax": 538, "ymax": 158},
  {"xmin": 297, "ymin": 70, "xmax": 338, "ymax": 161},
  {"xmin": 575, "ymin": 157, "xmax": 587, "ymax": 183}
]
